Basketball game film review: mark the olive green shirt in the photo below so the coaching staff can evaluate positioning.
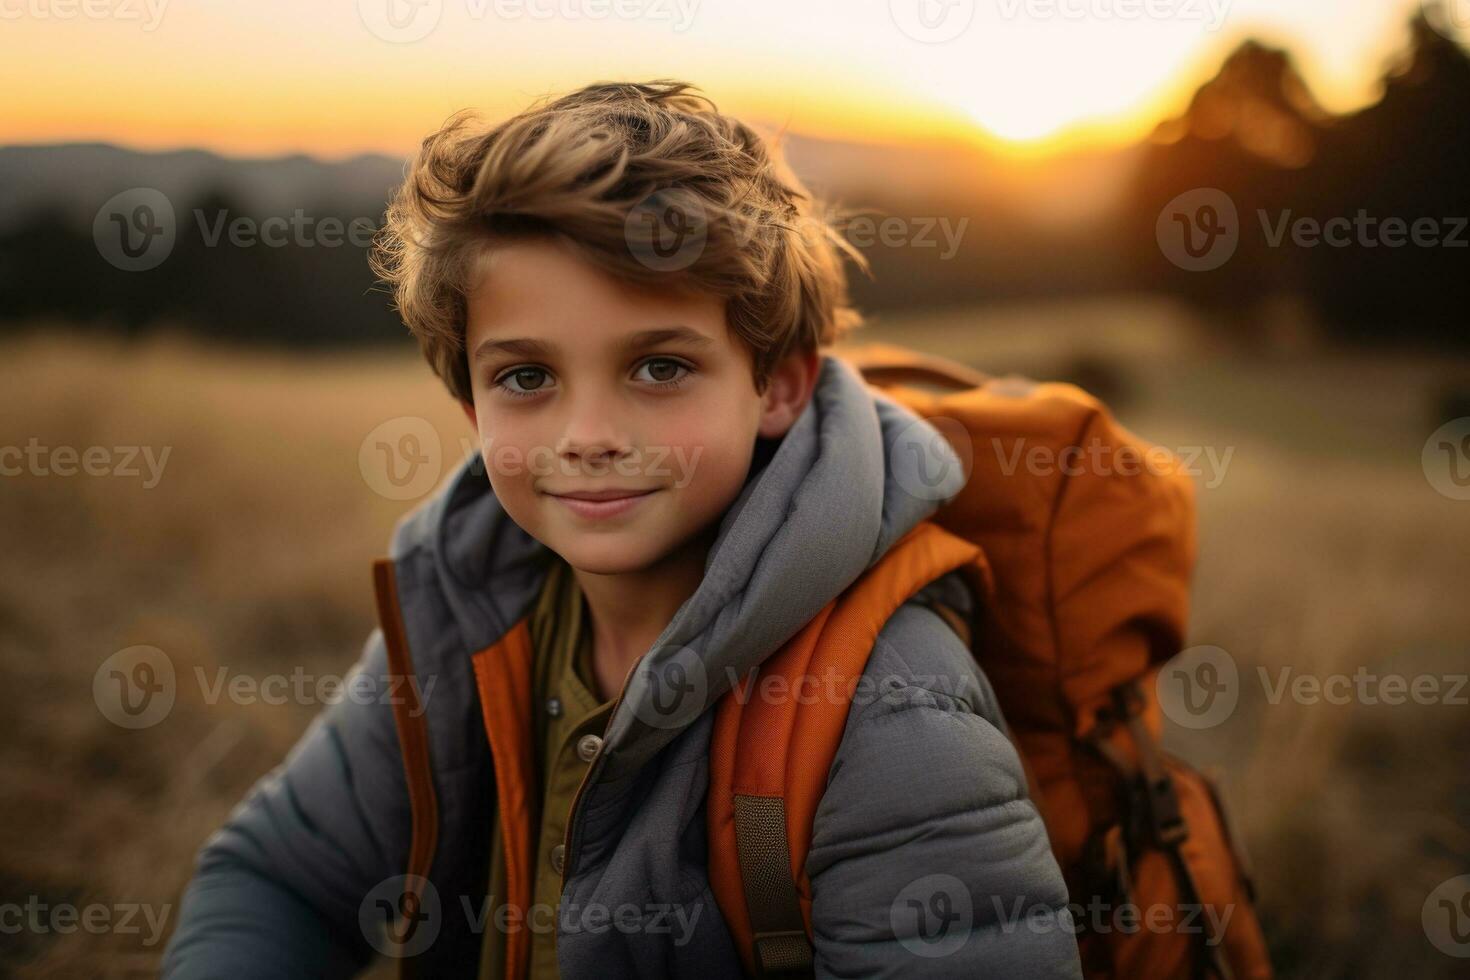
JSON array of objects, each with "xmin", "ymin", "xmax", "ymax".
[{"xmin": 479, "ymin": 558, "xmax": 615, "ymax": 979}]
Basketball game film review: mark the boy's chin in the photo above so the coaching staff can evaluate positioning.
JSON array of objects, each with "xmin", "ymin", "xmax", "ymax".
[{"xmin": 548, "ymin": 534, "xmax": 672, "ymax": 577}]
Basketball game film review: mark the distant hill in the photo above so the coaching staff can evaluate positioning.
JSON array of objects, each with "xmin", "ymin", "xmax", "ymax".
[
  {"xmin": 0, "ymin": 144, "xmax": 407, "ymax": 233},
  {"xmin": 0, "ymin": 129, "xmax": 1139, "ymax": 343}
]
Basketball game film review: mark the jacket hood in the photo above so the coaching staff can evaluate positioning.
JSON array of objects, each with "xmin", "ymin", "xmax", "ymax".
[{"xmin": 388, "ymin": 351, "xmax": 966, "ymax": 780}]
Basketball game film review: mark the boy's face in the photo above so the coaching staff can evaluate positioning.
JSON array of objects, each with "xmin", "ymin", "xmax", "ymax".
[{"xmin": 461, "ymin": 237, "xmax": 814, "ymax": 576}]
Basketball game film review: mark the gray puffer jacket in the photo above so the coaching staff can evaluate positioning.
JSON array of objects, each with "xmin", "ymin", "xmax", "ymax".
[{"xmin": 161, "ymin": 353, "xmax": 1082, "ymax": 978}]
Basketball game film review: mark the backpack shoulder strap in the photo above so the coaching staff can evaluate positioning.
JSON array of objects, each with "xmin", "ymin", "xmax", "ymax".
[{"xmin": 706, "ymin": 520, "xmax": 991, "ymax": 977}]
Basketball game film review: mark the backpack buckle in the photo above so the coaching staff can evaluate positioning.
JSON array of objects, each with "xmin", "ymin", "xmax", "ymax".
[
  {"xmin": 1112, "ymin": 682, "xmax": 1189, "ymax": 850},
  {"xmin": 1087, "ymin": 682, "xmax": 1190, "ymax": 853},
  {"xmin": 1142, "ymin": 767, "xmax": 1188, "ymax": 849}
]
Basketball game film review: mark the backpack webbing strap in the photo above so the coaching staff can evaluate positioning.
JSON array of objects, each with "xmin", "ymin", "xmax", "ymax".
[
  {"xmin": 373, "ymin": 560, "xmax": 440, "ymax": 980},
  {"xmin": 1087, "ymin": 681, "xmax": 1234, "ymax": 980},
  {"xmin": 733, "ymin": 795, "xmax": 814, "ymax": 976}
]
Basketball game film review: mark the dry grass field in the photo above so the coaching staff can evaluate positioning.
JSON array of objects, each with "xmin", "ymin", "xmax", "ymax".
[{"xmin": 2, "ymin": 300, "xmax": 1467, "ymax": 977}]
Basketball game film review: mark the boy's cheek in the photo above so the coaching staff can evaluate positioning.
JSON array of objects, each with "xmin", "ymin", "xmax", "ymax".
[{"xmin": 479, "ymin": 438, "xmax": 552, "ymax": 483}]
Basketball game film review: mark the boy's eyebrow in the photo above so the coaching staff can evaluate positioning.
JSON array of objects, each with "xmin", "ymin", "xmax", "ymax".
[{"xmin": 471, "ymin": 325, "xmax": 715, "ymax": 362}]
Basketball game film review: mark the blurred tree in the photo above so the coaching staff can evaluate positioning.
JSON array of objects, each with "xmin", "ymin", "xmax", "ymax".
[{"xmin": 1129, "ymin": 12, "xmax": 1470, "ymax": 351}]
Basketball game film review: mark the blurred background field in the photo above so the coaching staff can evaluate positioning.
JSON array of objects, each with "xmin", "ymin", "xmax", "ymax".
[
  {"xmin": 4, "ymin": 0, "xmax": 1470, "ymax": 976},
  {"xmin": 3, "ymin": 305, "xmax": 1467, "ymax": 976}
]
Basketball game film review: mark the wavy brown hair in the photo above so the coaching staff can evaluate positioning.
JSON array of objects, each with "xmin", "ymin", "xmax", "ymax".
[{"xmin": 369, "ymin": 79, "xmax": 868, "ymax": 402}]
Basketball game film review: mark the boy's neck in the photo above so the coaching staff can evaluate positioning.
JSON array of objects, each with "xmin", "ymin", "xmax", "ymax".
[{"xmin": 569, "ymin": 523, "xmax": 719, "ymax": 703}]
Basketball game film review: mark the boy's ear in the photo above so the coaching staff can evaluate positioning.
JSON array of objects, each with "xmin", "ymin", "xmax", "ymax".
[
  {"xmin": 757, "ymin": 347, "xmax": 820, "ymax": 439},
  {"xmin": 459, "ymin": 398, "xmax": 476, "ymax": 428}
]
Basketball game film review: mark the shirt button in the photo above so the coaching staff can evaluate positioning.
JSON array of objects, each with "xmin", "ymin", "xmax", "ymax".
[
  {"xmin": 546, "ymin": 696, "xmax": 562, "ymax": 718},
  {"xmin": 576, "ymin": 734, "xmax": 603, "ymax": 763},
  {"xmin": 550, "ymin": 843, "xmax": 565, "ymax": 875}
]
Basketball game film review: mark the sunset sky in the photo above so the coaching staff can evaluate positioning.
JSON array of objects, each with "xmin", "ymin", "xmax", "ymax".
[{"xmin": 1, "ymin": 0, "xmax": 1461, "ymax": 159}]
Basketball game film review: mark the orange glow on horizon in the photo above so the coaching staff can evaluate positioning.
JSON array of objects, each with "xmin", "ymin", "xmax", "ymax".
[{"xmin": 0, "ymin": 0, "xmax": 1453, "ymax": 163}]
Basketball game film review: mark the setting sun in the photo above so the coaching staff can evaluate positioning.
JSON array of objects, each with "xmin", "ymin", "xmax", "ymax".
[{"xmin": 0, "ymin": 0, "xmax": 1452, "ymax": 159}]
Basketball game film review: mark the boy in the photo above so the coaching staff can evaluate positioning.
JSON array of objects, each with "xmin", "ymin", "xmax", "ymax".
[{"xmin": 162, "ymin": 80, "xmax": 1081, "ymax": 978}]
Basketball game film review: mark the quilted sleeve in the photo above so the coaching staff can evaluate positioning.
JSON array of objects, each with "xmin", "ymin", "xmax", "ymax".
[
  {"xmin": 160, "ymin": 629, "xmax": 411, "ymax": 979},
  {"xmin": 805, "ymin": 601, "xmax": 1082, "ymax": 979}
]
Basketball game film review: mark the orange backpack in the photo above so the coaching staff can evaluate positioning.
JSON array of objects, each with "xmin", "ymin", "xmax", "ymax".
[{"xmin": 706, "ymin": 343, "xmax": 1271, "ymax": 979}]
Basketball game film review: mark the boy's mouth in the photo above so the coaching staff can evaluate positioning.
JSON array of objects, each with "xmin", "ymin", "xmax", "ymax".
[
  {"xmin": 544, "ymin": 487, "xmax": 661, "ymax": 519},
  {"xmin": 548, "ymin": 487, "xmax": 659, "ymax": 501}
]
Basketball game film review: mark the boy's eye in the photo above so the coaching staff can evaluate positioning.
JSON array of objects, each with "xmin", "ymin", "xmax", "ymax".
[
  {"xmin": 492, "ymin": 358, "xmax": 692, "ymax": 398},
  {"xmin": 634, "ymin": 357, "xmax": 691, "ymax": 387},
  {"xmin": 494, "ymin": 366, "xmax": 552, "ymax": 397}
]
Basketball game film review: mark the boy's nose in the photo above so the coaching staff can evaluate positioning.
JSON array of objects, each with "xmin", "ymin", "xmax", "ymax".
[{"xmin": 555, "ymin": 418, "xmax": 634, "ymax": 469}]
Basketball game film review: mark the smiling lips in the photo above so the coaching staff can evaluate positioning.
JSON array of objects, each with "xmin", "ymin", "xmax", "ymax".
[{"xmin": 545, "ymin": 487, "xmax": 660, "ymax": 519}]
